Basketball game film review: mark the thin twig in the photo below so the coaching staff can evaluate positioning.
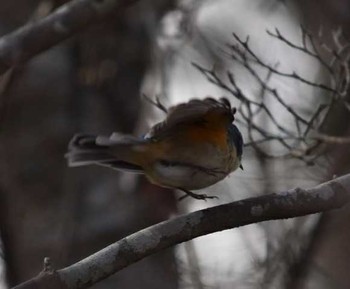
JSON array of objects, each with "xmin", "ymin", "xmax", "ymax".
[{"xmin": 194, "ymin": 27, "xmax": 350, "ymax": 161}]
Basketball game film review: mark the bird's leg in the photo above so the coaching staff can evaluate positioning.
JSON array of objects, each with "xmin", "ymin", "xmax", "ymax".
[
  {"xmin": 177, "ymin": 188, "xmax": 219, "ymax": 201},
  {"xmin": 142, "ymin": 93, "xmax": 168, "ymax": 113}
]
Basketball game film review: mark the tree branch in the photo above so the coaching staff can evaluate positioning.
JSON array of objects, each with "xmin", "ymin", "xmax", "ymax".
[
  {"xmin": 0, "ymin": 0, "xmax": 139, "ymax": 75},
  {"xmin": 12, "ymin": 174, "xmax": 350, "ymax": 289}
]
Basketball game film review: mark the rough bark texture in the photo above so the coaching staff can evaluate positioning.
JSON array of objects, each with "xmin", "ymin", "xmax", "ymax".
[{"xmin": 12, "ymin": 173, "xmax": 350, "ymax": 289}]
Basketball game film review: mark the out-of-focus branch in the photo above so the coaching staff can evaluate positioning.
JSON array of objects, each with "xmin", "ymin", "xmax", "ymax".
[
  {"xmin": 0, "ymin": 0, "xmax": 57, "ymax": 132},
  {"xmin": 0, "ymin": 0, "xmax": 139, "ymax": 75},
  {"xmin": 12, "ymin": 174, "xmax": 350, "ymax": 289}
]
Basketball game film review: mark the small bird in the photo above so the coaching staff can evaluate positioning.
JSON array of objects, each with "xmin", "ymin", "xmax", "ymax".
[{"xmin": 66, "ymin": 97, "xmax": 243, "ymax": 200}]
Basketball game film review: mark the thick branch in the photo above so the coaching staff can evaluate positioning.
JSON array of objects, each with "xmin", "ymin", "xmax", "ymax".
[
  {"xmin": 0, "ymin": 0, "xmax": 139, "ymax": 74},
  {"xmin": 13, "ymin": 174, "xmax": 350, "ymax": 289}
]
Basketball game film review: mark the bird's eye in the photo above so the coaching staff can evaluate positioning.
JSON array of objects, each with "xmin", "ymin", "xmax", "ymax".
[
  {"xmin": 227, "ymin": 112, "xmax": 235, "ymax": 123},
  {"xmin": 231, "ymin": 107, "xmax": 237, "ymax": 115}
]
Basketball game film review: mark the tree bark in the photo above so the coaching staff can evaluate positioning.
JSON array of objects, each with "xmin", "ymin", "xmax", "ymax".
[{"xmin": 12, "ymin": 173, "xmax": 350, "ymax": 289}]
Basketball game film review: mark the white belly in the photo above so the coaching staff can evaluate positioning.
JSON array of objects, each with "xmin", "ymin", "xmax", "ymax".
[{"xmin": 149, "ymin": 161, "xmax": 228, "ymax": 190}]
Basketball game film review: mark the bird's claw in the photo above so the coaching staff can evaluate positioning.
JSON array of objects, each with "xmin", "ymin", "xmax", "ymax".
[{"xmin": 177, "ymin": 189, "xmax": 219, "ymax": 201}]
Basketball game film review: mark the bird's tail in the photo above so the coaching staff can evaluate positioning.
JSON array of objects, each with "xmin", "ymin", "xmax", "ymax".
[{"xmin": 65, "ymin": 133, "xmax": 147, "ymax": 173}]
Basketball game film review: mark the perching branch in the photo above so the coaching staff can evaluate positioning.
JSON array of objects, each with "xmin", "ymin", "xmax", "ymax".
[
  {"xmin": 12, "ymin": 174, "xmax": 350, "ymax": 289},
  {"xmin": 0, "ymin": 0, "xmax": 139, "ymax": 75}
]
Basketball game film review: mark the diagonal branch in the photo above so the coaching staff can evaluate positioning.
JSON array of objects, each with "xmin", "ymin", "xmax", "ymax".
[
  {"xmin": 12, "ymin": 174, "xmax": 350, "ymax": 289},
  {"xmin": 0, "ymin": 0, "xmax": 140, "ymax": 75}
]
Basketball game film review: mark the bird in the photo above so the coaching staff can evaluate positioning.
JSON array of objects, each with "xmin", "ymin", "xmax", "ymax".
[{"xmin": 66, "ymin": 97, "xmax": 243, "ymax": 200}]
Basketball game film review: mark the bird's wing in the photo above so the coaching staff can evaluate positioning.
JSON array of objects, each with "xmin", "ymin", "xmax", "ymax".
[{"xmin": 147, "ymin": 97, "xmax": 235, "ymax": 140}]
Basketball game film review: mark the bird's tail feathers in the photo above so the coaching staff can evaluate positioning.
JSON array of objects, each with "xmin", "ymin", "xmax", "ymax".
[{"xmin": 66, "ymin": 133, "xmax": 146, "ymax": 172}]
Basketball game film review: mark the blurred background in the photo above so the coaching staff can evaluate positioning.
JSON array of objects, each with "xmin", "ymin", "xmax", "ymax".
[{"xmin": 0, "ymin": 0, "xmax": 350, "ymax": 289}]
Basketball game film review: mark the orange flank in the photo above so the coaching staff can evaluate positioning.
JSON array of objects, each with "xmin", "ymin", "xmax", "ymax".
[
  {"xmin": 111, "ymin": 110, "xmax": 231, "ymax": 168},
  {"xmin": 185, "ymin": 111, "xmax": 230, "ymax": 150},
  {"xmin": 185, "ymin": 125, "xmax": 227, "ymax": 150},
  {"xmin": 125, "ymin": 141, "xmax": 168, "ymax": 167}
]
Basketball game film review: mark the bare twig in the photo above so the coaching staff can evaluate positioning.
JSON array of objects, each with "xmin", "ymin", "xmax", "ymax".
[
  {"xmin": 142, "ymin": 93, "xmax": 168, "ymax": 113},
  {"xmin": 266, "ymin": 27, "xmax": 333, "ymax": 74},
  {"xmin": 12, "ymin": 174, "xmax": 350, "ymax": 289},
  {"xmin": 231, "ymin": 32, "xmax": 338, "ymax": 94},
  {"xmin": 193, "ymin": 27, "xmax": 350, "ymax": 162},
  {"xmin": 41, "ymin": 257, "xmax": 55, "ymax": 274}
]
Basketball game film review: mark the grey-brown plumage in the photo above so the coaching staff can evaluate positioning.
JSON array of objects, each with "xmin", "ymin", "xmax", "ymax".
[{"xmin": 66, "ymin": 97, "xmax": 243, "ymax": 199}]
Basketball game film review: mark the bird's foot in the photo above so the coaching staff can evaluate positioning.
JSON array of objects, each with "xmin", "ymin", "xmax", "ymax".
[{"xmin": 177, "ymin": 188, "xmax": 219, "ymax": 201}]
